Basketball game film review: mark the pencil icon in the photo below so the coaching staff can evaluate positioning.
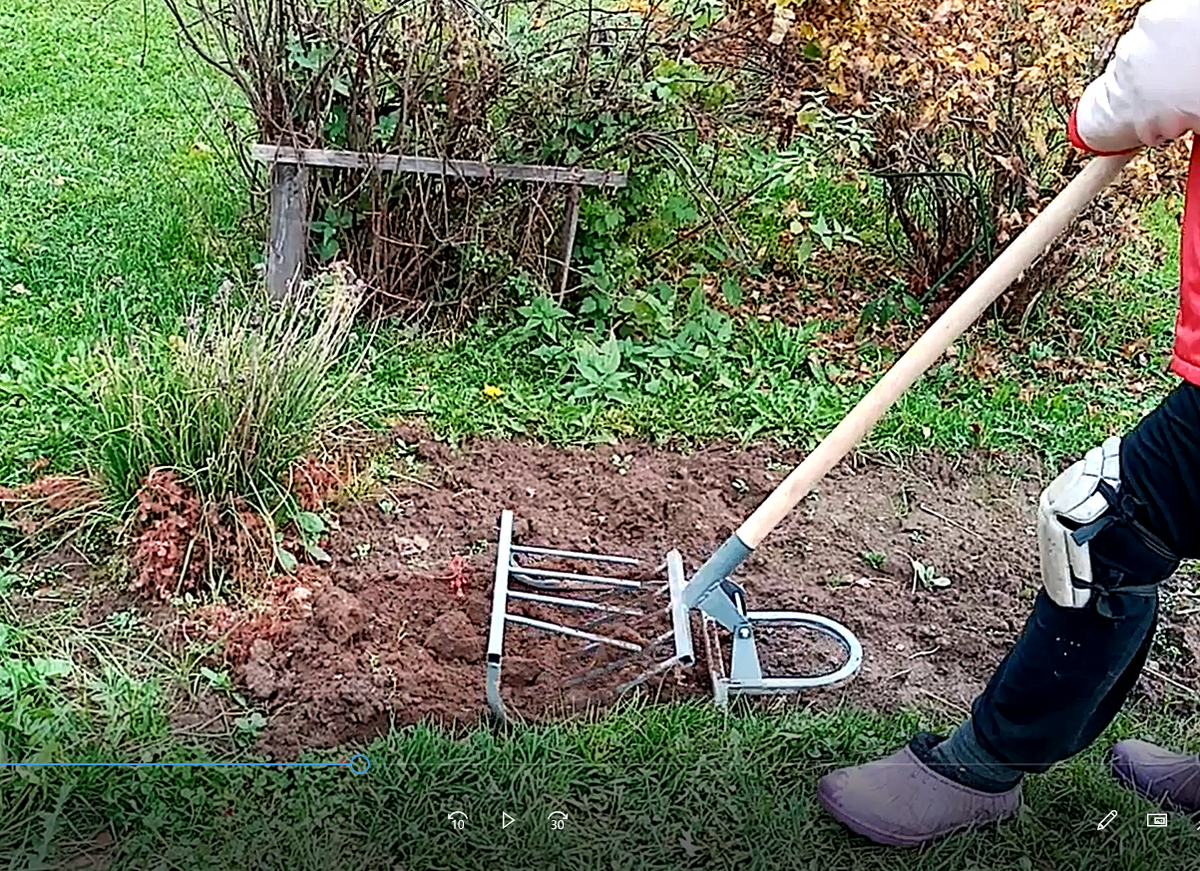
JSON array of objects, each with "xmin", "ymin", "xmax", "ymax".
[{"xmin": 1097, "ymin": 810, "xmax": 1118, "ymax": 830}]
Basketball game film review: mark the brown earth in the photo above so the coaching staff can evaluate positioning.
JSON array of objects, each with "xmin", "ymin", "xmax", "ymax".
[
  {"xmin": 214, "ymin": 429, "xmax": 1059, "ymax": 757},
  {"xmin": 16, "ymin": 429, "xmax": 1200, "ymax": 758}
]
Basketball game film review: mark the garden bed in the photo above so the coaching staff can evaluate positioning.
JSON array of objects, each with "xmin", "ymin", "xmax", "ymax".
[{"xmin": 19, "ymin": 428, "xmax": 1200, "ymax": 758}]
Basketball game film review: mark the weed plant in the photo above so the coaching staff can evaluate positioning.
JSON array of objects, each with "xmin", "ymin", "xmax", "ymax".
[{"xmin": 95, "ymin": 266, "xmax": 366, "ymax": 512}]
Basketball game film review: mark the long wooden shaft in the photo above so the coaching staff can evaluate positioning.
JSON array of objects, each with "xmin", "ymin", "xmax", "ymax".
[{"xmin": 737, "ymin": 153, "xmax": 1133, "ymax": 547}]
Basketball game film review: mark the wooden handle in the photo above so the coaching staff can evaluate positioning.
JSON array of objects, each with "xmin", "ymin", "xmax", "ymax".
[{"xmin": 737, "ymin": 152, "xmax": 1134, "ymax": 548}]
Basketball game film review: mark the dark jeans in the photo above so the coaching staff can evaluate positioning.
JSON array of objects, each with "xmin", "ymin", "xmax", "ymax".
[{"xmin": 971, "ymin": 381, "xmax": 1200, "ymax": 772}]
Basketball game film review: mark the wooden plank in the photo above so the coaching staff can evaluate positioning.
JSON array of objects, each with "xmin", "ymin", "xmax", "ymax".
[
  {"xmin": 266, "ymin": 162, "xmax": 309, "ymax": 300},
  {"xmin": 554, "ymin": 184, "xmax": 583, "ymax": 299},
  {"xmin": 251, "ymin": 144, "xmax": 626, "ymax": 188}
]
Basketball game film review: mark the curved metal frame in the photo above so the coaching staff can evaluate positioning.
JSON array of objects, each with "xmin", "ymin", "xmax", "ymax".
[{"xmin": 704, "ymin": 610, "xmax": 863, "ymax": 706}]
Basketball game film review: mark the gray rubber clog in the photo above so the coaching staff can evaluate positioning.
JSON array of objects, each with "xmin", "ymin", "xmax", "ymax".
[
  {"xmin": 1112, "ymin": 739, "xmax": 1200, "ymax": 813},
  {"xmin": 817, "ymin": 743, "xmax": 1022, "ymax": 847}
]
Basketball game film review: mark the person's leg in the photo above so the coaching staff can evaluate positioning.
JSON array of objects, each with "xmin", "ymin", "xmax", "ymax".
[
  {"xmin": 1067, "ymin": 595, "xmax": 1157, "ymax": 750},
  {"xmin": 1102, "ymin": 382, "xmax": 1200, "ymax": 811},
  {"xmin": 921, "ymin": 584, "xmax": 1157, "ymax": 792},
  {"xmin": 817, "ymin": 381, "xmax": 1200, "ymax": 846},
  {"xmin": 960, "ymin": 381, "xmax": 1200, "ymax": 780},
  {"xmin": 933, "ymin": 557, "xmax": 1161, "ymax": 787}
]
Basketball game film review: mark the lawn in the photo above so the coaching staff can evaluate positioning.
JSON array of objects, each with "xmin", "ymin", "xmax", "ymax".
[
  {"xmin": 2, "ymin": 0, "xmax": 1199, "ymax": 869},
  {"xmin": 0, "ymin": 0, "xmax": 1181, "ymax": 483}
]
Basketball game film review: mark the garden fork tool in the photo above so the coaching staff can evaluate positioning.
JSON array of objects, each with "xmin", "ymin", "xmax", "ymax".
[
  {"xmin": 685, "ymin": 153, "xmax": 1132, "ymax": 701},
  {"xmin": 486, "ymin": 509, "xmax": 863, "ymax": 719},
  {"xmin": 486, "ymin": 510, "xmax": 696, "ymax": 722}
]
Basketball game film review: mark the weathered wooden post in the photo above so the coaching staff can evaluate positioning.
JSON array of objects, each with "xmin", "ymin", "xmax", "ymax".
[
  {"xmin": 555, "ymin": 184, "xmax": 583, "ymax": 299},
  {"xmin": 265, "ymin": 161, "xmax": 309, "ymax": 300}
]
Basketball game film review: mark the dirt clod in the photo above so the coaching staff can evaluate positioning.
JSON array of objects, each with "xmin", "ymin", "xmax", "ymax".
[
  {"xmin": 313, "ymin": 583, "xmax": 365, "ymax": 644},
  {"xmin": 425, "ymin": 610, "xmax": 482, "ymax": 663},
  {"xmin": 240, "ymin": 639, "xmax": 280, "ymax": 700},
  {"xmin": 504, "ymin": 656, "xmax": 544, "ymax": 687}
]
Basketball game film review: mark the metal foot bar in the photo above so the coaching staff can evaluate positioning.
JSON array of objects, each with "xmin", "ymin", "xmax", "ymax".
[{"xmin": 705, "ymin": 611, "xmax": 863, "ymax": 706}]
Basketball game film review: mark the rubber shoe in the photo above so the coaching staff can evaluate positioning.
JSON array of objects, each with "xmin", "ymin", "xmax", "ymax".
[
  {"xmin": 817, "ymin": 744, "xmax": 1022, "ymax": 847},
  {"xmin": 1111, "ymin": 739, "xmax": 1200, "ymax": 813}
]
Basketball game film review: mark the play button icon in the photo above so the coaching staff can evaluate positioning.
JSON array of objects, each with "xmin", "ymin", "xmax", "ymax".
[{"xmin": 502, "ymin": 812, "xmax": 515, "ymax": 829}]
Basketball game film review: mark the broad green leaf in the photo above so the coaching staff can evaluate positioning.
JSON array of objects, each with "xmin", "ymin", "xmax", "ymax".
[
  {"xmin": 275, "ymin": 544, "xmax": 298, "ymax": 573},
  {"xmin": 721, "ymin": 277, "xmax": 743, "ymax": 307},
  {"xmin": 295, "ymin": 511, "xmax": 325, "ymax": 537},
  {"xmin": 598, "ymin": 336, "xmax": 622, "ymax": 376}
]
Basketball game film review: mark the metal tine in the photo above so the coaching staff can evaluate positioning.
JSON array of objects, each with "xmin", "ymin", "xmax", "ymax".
[
  {"xmin": 581, "ymin": 583, "xmax": 669, "ymax": 630},
  {"xmin": 510, "ymin": 574, "xmax": 628, "ymax": 595},
  {"xmin": 505, "ymin": 614, "xmax": 643, "ymax": 652},
  {"xmin": 617, "ymin": 654, "xmax": 683, "ymax": 693},
  {"xmin": 582, "ymin": 611, "xmax": 633, "ymax": 632},
  {"xmin": 508, "ymin": 572, "xmax": 571, "ymax": 590},
  {"xmin": 511, "ymin": 544, "xmax": 640, "ymax": 566},
  {"xmin": 638, "ymin": 561, "xmax": 668, "ymax": 583},
  {"xmin": 570, "ymin": 626, "xmax": 670, "ymax": 660},
  {"xmin": 562, "ymin": 657, "xmax": 638, "ymax": 688},
  {"xmin": 509, "ymin": 589, "xmax": 644, "ymax": 617},
  {"xmin": 507, "ymin": 563, "xmax": 642, "ymax": 589},
  {"xmin": 563, "ymin": 632, "xmax": 674, "ymax": 687}
]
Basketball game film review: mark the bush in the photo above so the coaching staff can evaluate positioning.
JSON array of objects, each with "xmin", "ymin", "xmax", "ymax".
[
  {"xmin": 726, "ymin": 0, "xmax": 1184, "ymax": 320},
  {"xmin": 94, "ymin": 266, "xmax": 360, "ymax": 573},
  {"xmin": 166, "ymin": 0, "xmax": 765, "ymax": 322},
  {"xmin": 93, "ymin": 266, "xmax": 365, "ymax": 595},
  {"xmin": 96, "ymin": 267, "xmax": 364, "ymax": 506}
]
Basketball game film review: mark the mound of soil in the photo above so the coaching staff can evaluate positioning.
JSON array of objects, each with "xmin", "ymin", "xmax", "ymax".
[{"xmin": 215, "ymin": 428, "xmax": 1061, "ymax": 757}]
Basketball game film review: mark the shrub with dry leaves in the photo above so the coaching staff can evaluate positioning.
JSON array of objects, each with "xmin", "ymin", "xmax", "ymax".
[{"xmin": 723, "ymin": 0, "xmax": 1189, "ymax": 316}]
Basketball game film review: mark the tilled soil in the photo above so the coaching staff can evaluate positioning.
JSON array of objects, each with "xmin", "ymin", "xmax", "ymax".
[
  {"xmin": 214, "ymin": 429, "xmax": 1074, "ymax": 757},
  {"xmin": 29, "ymin": 428, "xmax": 1198, "ymax": 758}
]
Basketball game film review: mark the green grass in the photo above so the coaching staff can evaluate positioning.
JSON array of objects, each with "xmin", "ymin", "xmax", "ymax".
[
  {"xmin": 359, "ymin": 303, "xmax": 1172, "ymax": 470},
  {"xmin": 3, "ymin": 2, "xmax": 1199, "ymax": 868},
  {"xmin": 0, "ymin": 0, "xmax": 250, "ymax": 483},
  {"xmin": 4, "ymin": 631, "xmax": 1200, "ymax": 871}
]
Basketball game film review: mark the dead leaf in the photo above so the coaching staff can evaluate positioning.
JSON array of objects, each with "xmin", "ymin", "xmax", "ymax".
[
  {"xmin": 768, "ymin": 6, "xmax": 795, "ymax": 45},
  {"xmin": 930, "ymin": 0, "xmax": 964, "ymax": 26},
  {"xmin": 1122, "ymin": 337, "xmax": 1151, "ymax": 357}
]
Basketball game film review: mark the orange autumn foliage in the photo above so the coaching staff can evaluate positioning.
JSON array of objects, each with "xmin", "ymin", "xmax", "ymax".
[{"xmin": 732, "ymin": 0, "xmax": 1188, "ymax": 311}]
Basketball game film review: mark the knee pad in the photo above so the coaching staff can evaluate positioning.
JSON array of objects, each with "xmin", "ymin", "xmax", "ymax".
[{"xmin": 1038, "ymin": 436, "xmax": 1178, "ymax": 610}]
